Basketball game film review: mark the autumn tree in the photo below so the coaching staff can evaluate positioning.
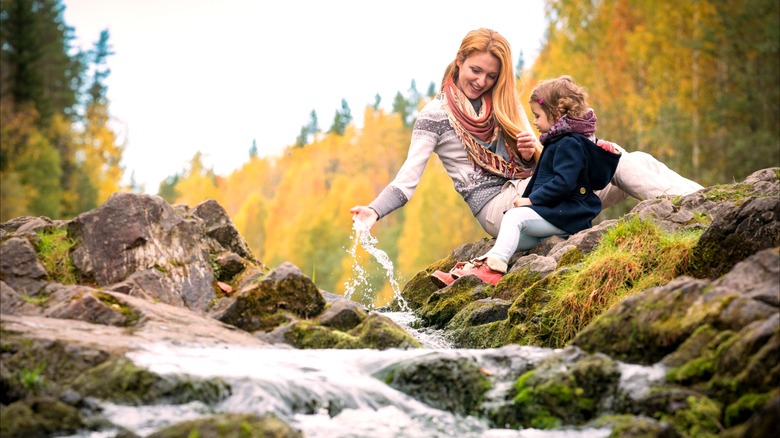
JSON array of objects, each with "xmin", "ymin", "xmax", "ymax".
[{"xmin": 533, "ymin": 0, "xmax": 779, "ymax": 185}]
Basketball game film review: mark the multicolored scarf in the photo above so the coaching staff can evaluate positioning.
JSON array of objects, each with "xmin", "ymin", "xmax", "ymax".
[
  {"xmin": 442, "ymin": 77, "xmax": 533, "ymax": 179},
  {"xmin": 539, "ymin": 109, "xmax": 597, "ymax": 145}
]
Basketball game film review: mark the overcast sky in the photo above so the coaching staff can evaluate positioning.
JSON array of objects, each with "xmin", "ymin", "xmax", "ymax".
[{"xmin": 62, "ymin": 0, "xmax": 547, "ymax": 193}]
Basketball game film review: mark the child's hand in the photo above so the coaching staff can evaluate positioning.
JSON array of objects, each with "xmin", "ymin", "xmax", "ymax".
[
  {"xmin": 596, "ymin": 139, "xmax": 621, "ymax": 154},
  {"xmin": 512, "ymin": 197, "xmax": 532, "ymax": 207}
]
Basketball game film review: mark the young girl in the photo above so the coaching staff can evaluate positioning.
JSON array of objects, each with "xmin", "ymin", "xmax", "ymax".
[{"xmin": 432, "ymin": 76, "xmax": 621, "ymax": 287}]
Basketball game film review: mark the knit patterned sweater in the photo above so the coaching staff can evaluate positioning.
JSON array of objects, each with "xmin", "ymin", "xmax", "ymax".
[{"xmin": 369, "ymin": 95, "xmax": 523, "ymax": 219}]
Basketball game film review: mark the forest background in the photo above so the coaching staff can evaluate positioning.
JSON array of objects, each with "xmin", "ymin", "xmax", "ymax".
[{"xmin": 2, "ymin": 0, "xmax": 778, "ymax": 306}]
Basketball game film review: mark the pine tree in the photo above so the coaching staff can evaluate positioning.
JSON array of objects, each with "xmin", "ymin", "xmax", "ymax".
[
  {"xmin": 328, "ymin": 98, "xmax": 352, "ymax": 135},
  {"xmin": 79, "ymin": 29, "xmax": 123, "ymax": 206},
  {"xmin": 295, "ymin": 109, "xmax": 319, "ymax": 147},
  {"xmin": 0, "ymin": 0, "xmax": 84, "ymax": 123}
]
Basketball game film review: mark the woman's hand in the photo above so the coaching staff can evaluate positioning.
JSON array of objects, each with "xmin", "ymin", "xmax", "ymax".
[
  {"xmin": 516, "ymin": 131, "xmax": 537, "ymax": 161},
  {"xmin": 350, "ymin": 206, "xmax": 378, "ymax": 229}
]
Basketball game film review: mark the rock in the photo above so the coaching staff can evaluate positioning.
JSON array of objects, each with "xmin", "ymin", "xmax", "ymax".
[
  {"xmin": 0, "ymin": 237, "xmax": 47, "ymax": 295},
  {"xmin": 211, "ymin": 262, "xmax": 326, "ymax": 332},
  {"xmin": 375, "ymin": 351, "xmax": 491, "ymax": 416},
  {"xmin": 190, "ymin": 199, "xmax": 256, "ymax": 262},
  {"xmin": 691, "ymin": 194, "xmax": 780, "ymax": 279},
  {"xmin": 318, "ymin": 298, "xmax": 368, "ymax": 331},
  {"xmin": 67, "ymin": 193, "xmax": 218, "ymax": 312},
  {"xmin": 145, "ymin": 413, "xmax": 302, "ymax": 438}
]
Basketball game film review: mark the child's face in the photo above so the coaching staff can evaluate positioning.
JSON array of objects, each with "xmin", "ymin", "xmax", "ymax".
[{"xmin": 530, "ymin": 102, "xmax": 552, "ymax": 134}]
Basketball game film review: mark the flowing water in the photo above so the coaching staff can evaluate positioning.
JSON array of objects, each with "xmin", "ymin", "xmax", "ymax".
[
  {"xmin": 343, "ymin": 218, "xmax": 409, "ymax": 311},
  {"xmin": 65, "ymin": 340, "xmax": 640, "ymax": 438},
  {"xmin": 60, "ymin": 311, "xmax": 667, "ymax": 438},
  {"xmin": 60, "ymin": 225, "xmax": 666, "ymax": 437}
]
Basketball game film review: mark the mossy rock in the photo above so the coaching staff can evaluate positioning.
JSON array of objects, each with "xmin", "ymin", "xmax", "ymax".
[
  {"xmin": 444, "ymin": 299, "xmax": 517, "ymax": 348},
  {"xmin": 509, "ymin": 350, "xmax": 621, "ymax": 428},
  {"xmin": 283, "ymin": 320, "xmax": 360, "ymax": 349},
  {"xmin": 375, "ymin": 353, "xmax": 491, "ymax": 416},
  {"xmin": 145, "ymin": 413, "xmax": 302, "ymax": 438},
  {"xmin": 0, "ymin": 396, "xmax": 84, "ymax": 438},
  {"xmin": 417, "ymin": 275, "xmax": 485, "ymax": 328},
  {"xmin": 348, "ymin": 312, "xmax": 422, "ymax": 350},
  {"xmin": 592, "ymin": 414, "xmax": 680, "ymax": 438},
  {"xmin": 70, "ymin": 357, "xmax": 231, "ymax": 405},
  {"xmin": 283, "ymin": 313, "xmax": 420, "ymax": 350}
]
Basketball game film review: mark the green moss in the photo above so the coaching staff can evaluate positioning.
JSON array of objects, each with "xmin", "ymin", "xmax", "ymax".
[
  {"xmin": 492, "ymin": 268, "xmax": 544, "ymax": 302},
  {"xmin": 667, "ymin": 356, "xmax": 716, "ymax": 385},
  {"xmin": 512, "ymin": 371, "xmax": 562, "ymax": 429},
  {"xmin": 557, "ymin": 247, "xmax": 584, "ymax": 267},
  {"xmin": 348, "ymin": 313, "xmax": 422, "ymax": 349},
  {"xmin": 92, "ymin": 291, "xmax": 142, "ymax": 326},
  {"xmin": 594, "ymin": 414, "xmax": 669, "ymax": 437},
  {"xmin": 70, "ymin": 357, "xmax": 231, "ymax": 405},
  {"xmin": 418, "ymin": 276, "xmax": 482, "ymax": 328},
  {"xmin": 699, "ymin": 183, "xmax": 755, "ymax": 203},
  {"xmin": 34, "ymin": 228, "xmax": 78, "ymax": 284},
  {"xmin": 0, "ymin": 397, "xmax": 84, "ymax": 438},
  {"xmin": 509, "ymin": 354, "xmax": 620, "ymax": 428},
  {"xmin": 19, "ymin": 293, "xmax": 50, "ymax": 307},
  {"xmin": 145, "ymin": 413, "xmax": 301, "ymax": 438},
  {"xmin": 724, "ymin": 392, "xmax": 773, "ymax": 427},
  {"xmin": 284, "ymin": 320, "xmax": 359, "ymax": 349},
  {"xmin": 658, "ymin": 394, "xmax": 722, "ymax": 438}
]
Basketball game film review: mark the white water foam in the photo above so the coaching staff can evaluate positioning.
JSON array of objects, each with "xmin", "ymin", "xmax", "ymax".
[{"xmin": 343, "ymin": 218, "xmax": 409, "ymax": 311}]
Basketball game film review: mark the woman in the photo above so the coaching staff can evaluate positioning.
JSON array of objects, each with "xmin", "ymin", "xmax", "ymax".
[{"xmin": 350, "ymin": 28, "xmax": 702, "ymax": 240}]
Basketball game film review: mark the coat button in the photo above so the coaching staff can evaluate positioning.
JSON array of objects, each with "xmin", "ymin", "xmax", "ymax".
[{"xmin": 580, "ymin": 187, "xmax": 586, "ymax": 194}]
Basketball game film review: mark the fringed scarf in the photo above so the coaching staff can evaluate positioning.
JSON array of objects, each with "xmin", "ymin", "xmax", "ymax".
[
  {"xmin": 539, "ymin": 109, "xmax": 597, "ymax": 145},
  {"xmin": 442, "ymin": 77, "xmax": 533, "ymax": 179}
]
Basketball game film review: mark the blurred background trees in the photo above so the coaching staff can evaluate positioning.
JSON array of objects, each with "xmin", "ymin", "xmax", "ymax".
[
  {"xmin": 1, "ymin": 0, "xmax": 126, "ymax": 221},
  {"xmin": 2, "ymin": 0, "xmax": 777, "ymax": 306}
]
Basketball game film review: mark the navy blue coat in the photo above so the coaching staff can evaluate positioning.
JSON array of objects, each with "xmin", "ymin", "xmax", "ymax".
[{"xmin": 522, "ymin": 133, "xmax": 621, "ymax": 235}]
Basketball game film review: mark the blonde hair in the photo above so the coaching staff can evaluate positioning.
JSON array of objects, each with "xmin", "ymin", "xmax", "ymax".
[
  {"xmin": 530, "ymin": 75, "xmax": 589, "ymax": 124},
  {"xmin": 442, "ymin": 28, "xmax": 542, "ymax": 160}
]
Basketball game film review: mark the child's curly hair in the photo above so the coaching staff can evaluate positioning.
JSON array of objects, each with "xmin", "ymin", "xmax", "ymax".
[{"xmin": 530, "ymin": 75, "xmax": 589, "ymax": 122}]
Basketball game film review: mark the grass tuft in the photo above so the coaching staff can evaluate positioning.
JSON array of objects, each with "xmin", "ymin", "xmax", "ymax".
[
  {"xmin": 541, "ymin": 215, "xmax": 702, "ymax": 347},
  {"xmin": 35, "ymin": 228, "xmax": 78, "ymax": 284}
]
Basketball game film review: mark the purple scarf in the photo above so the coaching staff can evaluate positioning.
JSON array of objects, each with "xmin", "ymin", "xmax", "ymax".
[{"xmin": 539, "ymin": 109, "xmax": 597, "ymax": 145}]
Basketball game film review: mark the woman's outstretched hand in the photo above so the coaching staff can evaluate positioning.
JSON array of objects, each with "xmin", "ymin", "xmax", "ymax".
[
  {"xmin": 516, "ymin": 131, "xmax": 537, "ymax": 161},
  {"xmin": 350, "ymin": 206, "xmax": 378, "ymax": 230}
]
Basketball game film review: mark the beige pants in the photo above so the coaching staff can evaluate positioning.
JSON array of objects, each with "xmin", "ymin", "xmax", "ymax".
[{"xmin": 475, "ymin": 147, "xmax": 704, "ymax": 238}]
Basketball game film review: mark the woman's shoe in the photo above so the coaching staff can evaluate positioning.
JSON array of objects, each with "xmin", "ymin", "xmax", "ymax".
[
  {"xmin": 450, "ymin": 261, "xmax": 504, "ymax": 286},
  {"xmin": 430, "ymin": 270, "xmax": 455, "ymax": 288}
]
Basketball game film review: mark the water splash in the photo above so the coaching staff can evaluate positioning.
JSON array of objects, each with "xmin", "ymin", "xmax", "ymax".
[{"xmin": 343, "ymin": 218, "xmax": 409, "ymax": 311}]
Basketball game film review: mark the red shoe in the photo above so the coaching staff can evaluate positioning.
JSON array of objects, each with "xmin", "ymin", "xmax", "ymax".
[
  {"xmin": 450, "ymin": 261, "xmax": 504, "ymax": 286},
  {"xmin": 430, "ymin": 270, "xmax": 455, "ymax": 288}
]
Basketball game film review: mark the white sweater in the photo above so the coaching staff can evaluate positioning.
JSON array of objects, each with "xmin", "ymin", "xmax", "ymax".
[{"xmin": 369, "ymin": 96, "xmax": 512, "ymax": 219}]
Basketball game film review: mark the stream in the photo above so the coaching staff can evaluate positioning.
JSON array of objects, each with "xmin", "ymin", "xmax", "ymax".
[
  {"xmin": 59, "ymin": 222, "xmax": 665, "ymax": 437},
  {"xmin": 59, "ymin": 309, "xmax": 667, "ymax": 438}
]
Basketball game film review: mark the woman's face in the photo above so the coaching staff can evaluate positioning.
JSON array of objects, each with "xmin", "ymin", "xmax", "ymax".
[
  {"xmin": 530, "ymin": 101, "xmax": 552, "ymax": 133},
  {"xmin": 456, "ymin": 51, "xmax": 500, "ymax": 100}
]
